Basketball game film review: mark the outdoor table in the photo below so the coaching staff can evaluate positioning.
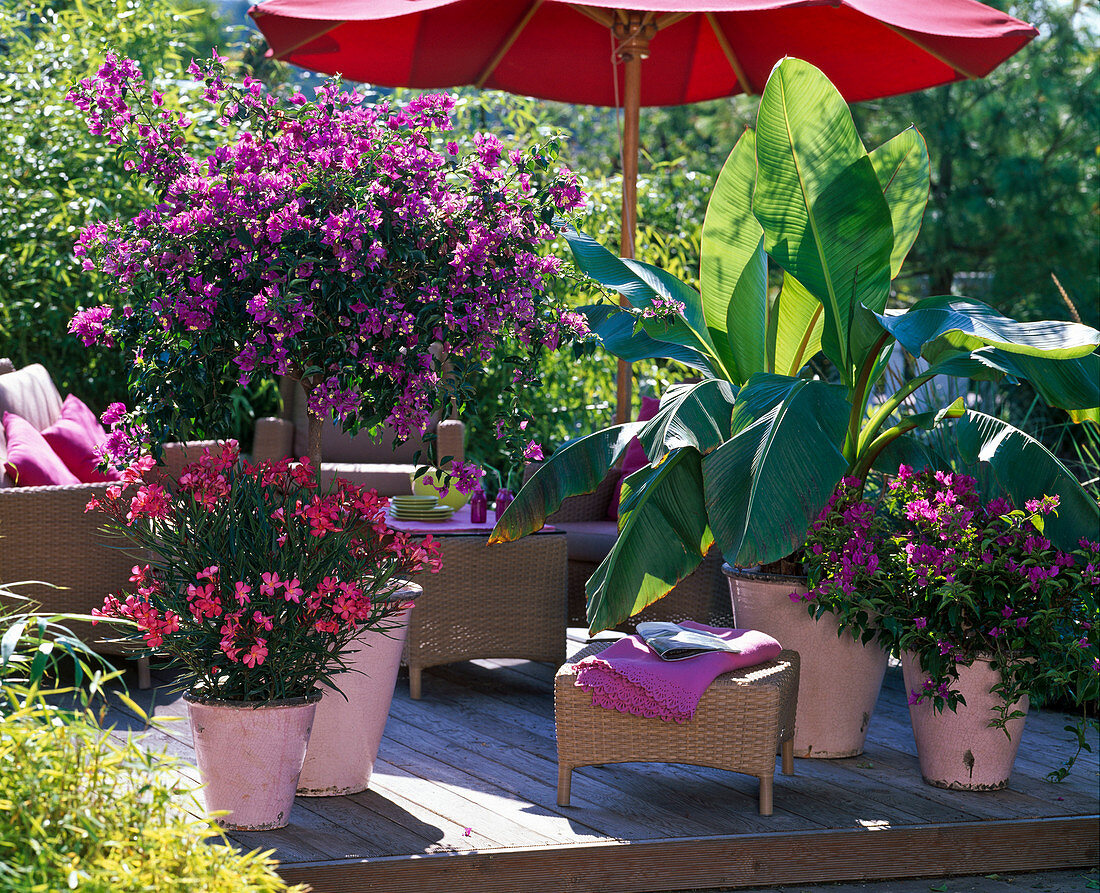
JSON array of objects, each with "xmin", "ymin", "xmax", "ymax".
[{"xmin": 389, "ymin": 504, "xmax": 568, "ymax": 699}]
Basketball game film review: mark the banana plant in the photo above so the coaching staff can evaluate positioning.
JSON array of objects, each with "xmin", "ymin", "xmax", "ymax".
[{"xmin": 492, "ymin": 59, "xmax": 1100, "ymax": 634}]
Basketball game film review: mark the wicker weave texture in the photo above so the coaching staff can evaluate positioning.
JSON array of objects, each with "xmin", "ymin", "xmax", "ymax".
[
  {"xmin": 568, "ymin": 546, "xmax": 736, "ymax": 632},
  {"xmin": 404, "ymin": 533, "xmax": 568, "ymax": 683},
  {"xmin": 544, "ymin": 472, "xmax": 618, "ymax": 524},
  {"xmin": 555, "ymin": 644, "xmax": 800, "ymax": 779},
  {"xmin": 251, "ymin": 413, "xmax": 465, "ymax": 467},
  {"xmin": 0, "ymin": 481, "xmax": 134, "ymax": 654}
]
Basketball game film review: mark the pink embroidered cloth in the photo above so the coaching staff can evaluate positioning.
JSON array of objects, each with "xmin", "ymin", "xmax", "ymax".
[{"xmin": 574, "ymin": 621, "xmax": 782, "ymax": 723}]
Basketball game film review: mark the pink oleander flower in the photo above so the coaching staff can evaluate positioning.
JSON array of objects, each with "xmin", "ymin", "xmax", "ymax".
[
  {"xmin": 283, "ymin": 578, "xmax": 303, "ymax": 603},
  {"xmin": 242, "ymin": 638, "xmax": 268, "ymax": 668}
]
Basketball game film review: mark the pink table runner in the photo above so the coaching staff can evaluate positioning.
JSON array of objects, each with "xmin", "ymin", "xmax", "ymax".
[
  {"xmin": 386, "ymin": 503, "xmax": 554, "ymax": 535},
  {"xmin": 574, "ymin": 621, "xmax": 782, "ymax": 723}
]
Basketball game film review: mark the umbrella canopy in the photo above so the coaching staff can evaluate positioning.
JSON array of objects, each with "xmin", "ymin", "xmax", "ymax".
[
  {"xmin": 249, "ymin": 0, "xmax": 1037, "ymax": 420},
  {"xmin": 250, "ymin": 0, "xmax": 1036, "ymax": 105}
]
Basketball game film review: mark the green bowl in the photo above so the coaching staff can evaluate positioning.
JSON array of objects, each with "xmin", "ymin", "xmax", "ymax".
[{"xmin": 410, "ymin": 469, "xmax": 471, "ymax": 510}]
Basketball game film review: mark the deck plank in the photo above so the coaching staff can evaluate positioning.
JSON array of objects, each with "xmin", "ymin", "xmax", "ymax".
[{"xmin": 122, "ymin": 641, "xmax": 1098, "ymax": 891}]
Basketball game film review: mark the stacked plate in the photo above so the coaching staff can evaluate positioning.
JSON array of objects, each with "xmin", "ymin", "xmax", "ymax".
[{"xmin": 390, "ymin": 494, "xmax": 455, "ymax": 521}]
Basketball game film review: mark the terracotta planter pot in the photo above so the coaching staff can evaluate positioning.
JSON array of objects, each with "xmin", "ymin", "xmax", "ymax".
[
  {"xmin": 297, "ymin": 583, "xmax": 421, "ymax": 796},
  {"xmin": 723, "ymin": 565, "xmax": 888, "ymax": 759},
  {"xmin": 901, "ymin": 651, "xmax": 1028, "ymax": 790},
  {"xmin": 185, "ymin": 690, "xmax": 320, "ymax": 830}
]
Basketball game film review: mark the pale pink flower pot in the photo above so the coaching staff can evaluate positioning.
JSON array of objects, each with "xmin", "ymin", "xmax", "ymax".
[
  {"xmin": 901, "ymin": 651, "xmax": 1028, "ymax": 790},
  {"xmin": 185, "ymin": 690, "xmax": 320, "ymax": 830},
  {"xmin": 724, "ymin": 566, "xmax": 889, "ymax": 758},
  {"xmin": 297, "ymin": 584, "xmax": 421, "ymax": 796}
]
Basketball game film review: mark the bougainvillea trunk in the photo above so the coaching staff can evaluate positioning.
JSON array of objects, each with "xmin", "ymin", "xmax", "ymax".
[{"xmin": 307, "ymin": 405, "xmax": 323, "ymax": 472}]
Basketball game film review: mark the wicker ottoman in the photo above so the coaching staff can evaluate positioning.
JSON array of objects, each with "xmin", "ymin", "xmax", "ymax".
[{"xmin": 554, "ymin": 643, "xmax": 800, "ymax": 815}]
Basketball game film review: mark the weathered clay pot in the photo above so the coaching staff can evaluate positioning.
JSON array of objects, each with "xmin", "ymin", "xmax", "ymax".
[
  {"xmin": 901, "ymin": 651, "xmax": 1028, "ymax": 790},
  {"xmin": 185, "ymin": 690, "xmax": 320, "ymax": 830},
  {"xmin": 723, "ymin": 565, "xmax": 889, "ymax": 758},
  {"xmin": 297, "ymin": 583, "xmax": 421, "ymax": 796}
]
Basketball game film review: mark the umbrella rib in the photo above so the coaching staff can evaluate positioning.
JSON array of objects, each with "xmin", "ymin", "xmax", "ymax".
[
  {"xmin": 475, "ymin": 0, "xmax": 545, "ymax": 88},
  {"xmin": 568, "ymin": 4, "xmax": 614, "ymax": 29},
  {"xmin": 655, "ymin": 12, "xmax": 692, "ymax": 31},
  {"xmin": 878, "ymin": 23, "xmax": 980, "ymax": 80},
  {"xmin": 257, "ymin": 16, "xmax": 347, "ymax": 60},
  {"xmin": 705, "ymin": 12, "xmax": 754, "ymax": 96}
]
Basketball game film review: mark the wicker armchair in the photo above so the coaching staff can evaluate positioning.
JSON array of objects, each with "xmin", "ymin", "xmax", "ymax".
[
  {"xmin": 251, "ymin": 379, "xmax": 465, "ymax": 496},
  {"xmin": 536, "ymin": 469, "xmax": 734, "ymax": 631},
  {"xmin": 0, "ymin": 362, "xmax": 152, "ymax": 686}
]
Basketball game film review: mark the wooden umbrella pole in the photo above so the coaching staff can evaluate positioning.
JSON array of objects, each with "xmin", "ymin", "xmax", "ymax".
[{"xmin": 613, "ymin": 13, "xmax": 654, "ymax": 424}]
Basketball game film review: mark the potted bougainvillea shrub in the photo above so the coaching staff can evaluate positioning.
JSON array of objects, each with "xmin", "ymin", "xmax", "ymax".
[
  {"xmin": 67, "ymin": 51, "xmax": 587, "ymax": 473},
  {"xmin": 68, "ymin": 52, "xmax": 588, "ymax": 797},
  {"xmin": 801, "ymin": 468, "xmax": 1099, "ymax": 788},
  {"xmin": 90, "ymin": 443, "xmax": 441, "ymax": 828}
]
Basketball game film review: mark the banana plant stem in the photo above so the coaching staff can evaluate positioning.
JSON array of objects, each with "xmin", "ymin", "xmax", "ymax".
[{"xmin": 845, "ymin": 332, "xmax": 891, "ymax": 463}]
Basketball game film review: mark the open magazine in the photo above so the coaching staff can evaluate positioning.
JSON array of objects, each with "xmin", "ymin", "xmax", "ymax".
[{"xmin": 636, "ymin": 622, "xmax": 745, "ymax": 662}]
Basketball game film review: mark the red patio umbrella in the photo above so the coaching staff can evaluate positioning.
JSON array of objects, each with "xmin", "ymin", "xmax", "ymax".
[{"xmin": 249, "ymin": 0, "xmax": 1037, "ymax": 421}]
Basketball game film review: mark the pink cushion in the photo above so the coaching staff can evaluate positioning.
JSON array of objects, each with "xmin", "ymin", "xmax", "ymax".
[
  {"xmin": 41, "ymin": 394, "xmax": 119, "ymax": 483},
  {"xmin": 2, "ymin": 412, "xmax": 82, "ymax": 487},
  {"xmin": 608, "ymin": 395, "xmax": 660, "ymax": 521}
]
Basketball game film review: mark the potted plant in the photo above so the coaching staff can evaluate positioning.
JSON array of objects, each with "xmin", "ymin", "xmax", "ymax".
[
  {"xmin": 66, "ymin": 52, "xmax": 587, "ymax": 792},
  {"xmin": 802, "ymin": 467, "xmax": 1099, "ymax": 787},
  {"xmin": 492, "ymin": 59, "xmax": 1099, "ymax": 755},
  {"xmin": 89, "ymin": 442, "xmax": 439, "ymax": 828}
]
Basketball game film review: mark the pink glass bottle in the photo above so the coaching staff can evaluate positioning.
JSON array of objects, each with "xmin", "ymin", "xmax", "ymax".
[
  {"xmin": 469, "ymin": 485, "xmax": 487, "ymax": 524},
  {"xmin": 494, "ymin": 487, "xmax": 514, "ymax": 523}
]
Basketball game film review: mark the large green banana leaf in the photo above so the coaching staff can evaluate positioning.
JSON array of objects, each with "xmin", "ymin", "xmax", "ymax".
[
  {"xmin": 565, "ymin": 228, "xmax": 730, "ymax": 375},
  {"xmin": 490, "ymin": 422, "xmax": 643, "ymax": 542},
  {"xmin": 586, "ymin": 448, "xmax": 713, "ymax": 632},
  {"xmin": 701, "ymin": 374, "xmax": 850, "ymax": 567},
  {"xmin": 637, "ymin": 380, "xmax": 738, "ymax": 458},
  {"xmin": 700, "ymin": 129, "xmax": 768, "ymax": 383},
  {"xmin": 878, "ymin": 296, "xmax": 1100, "ymax": 362},
  {"xmin": 961, "ymin": 347, "xmax": 1100, "ymax": 418},
  {"xmin": 868, "ymin": 127, "xmax": 930, "ymax": 278},
  {"xmin": 953, "ymin": 411, "xmax": 1100, "ymax": 551},
  {"xmin": 563, "ymin": 227, "xmax": 662, "ymax": 309},
  {"xmin": 753, "ymin": 58, "xmax": 893, "ymax": 382},
  {"xmin": 579, "ymin": 304, "xmax": 715, "ymax": 372},
  {"xmin": 624, "ymin": 258, "xmax": 724, "ymax": 366},
  {"xmin": 770, "ymin": 273, "xmax": 824, "ymax": 378}
]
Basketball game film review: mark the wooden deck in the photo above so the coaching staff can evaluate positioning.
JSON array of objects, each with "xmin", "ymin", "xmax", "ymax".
[{"xmin": 112, "ymin": 632, "xmax": 1099, "ymax": 893}]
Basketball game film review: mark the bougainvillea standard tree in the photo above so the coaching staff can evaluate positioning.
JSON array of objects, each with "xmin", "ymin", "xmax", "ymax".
[{"xmin": 68, "ymin": 52, "xmax": 587, "ymax": 477}]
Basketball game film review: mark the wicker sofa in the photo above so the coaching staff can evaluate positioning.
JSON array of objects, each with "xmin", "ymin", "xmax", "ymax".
[
  {"xmin": 537, "ymin": 468, "xmax": 734, "ymax": 631},
  {"xmin": 0, "ymin": 360, "xmax": 151, "ymax": 685},
  {"xmin": 251, "ymin": 380, "xmax": 465, "ymax": 496}
]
